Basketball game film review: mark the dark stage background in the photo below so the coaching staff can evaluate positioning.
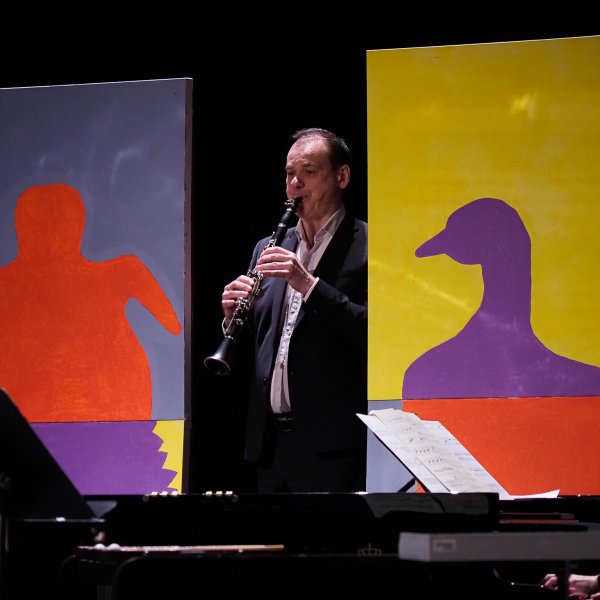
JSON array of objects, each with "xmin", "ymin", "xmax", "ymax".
[{"xmin": 1, "ymin": 18, "xmax": 597, "ymax": 494}]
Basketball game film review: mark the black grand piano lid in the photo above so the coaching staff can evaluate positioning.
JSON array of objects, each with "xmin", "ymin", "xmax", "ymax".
[{"xmin": 0, "ymin": 387, "xmax": 95, "ymax": 519}]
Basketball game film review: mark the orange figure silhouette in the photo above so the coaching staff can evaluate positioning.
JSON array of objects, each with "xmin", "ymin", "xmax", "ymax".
[{"xmin": 0, "ymin": 184, "xmax": 182, "ymax": 422}]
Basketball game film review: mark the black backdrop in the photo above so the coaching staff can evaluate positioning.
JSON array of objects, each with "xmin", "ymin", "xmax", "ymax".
[{"xmin": 1, "ymin": 19, "xmax": 597, "ymax": 493}]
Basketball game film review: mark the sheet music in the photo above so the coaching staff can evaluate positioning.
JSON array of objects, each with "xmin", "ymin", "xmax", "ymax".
[
  {"xmin": 422, "ymin": 420, "xmax": 512, "ymax": 497},
  {"xmin": 357, "ymin": 413, "xmax": 448, "ymax": 493},
  {"xmin": 359, "ymin": 408, "xmax": 520, "ymax": 499}
]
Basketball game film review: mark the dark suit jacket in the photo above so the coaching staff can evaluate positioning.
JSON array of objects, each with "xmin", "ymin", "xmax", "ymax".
[{"xmin": 244, "ymin": 211, "xmax": 368, "ymax": 463}]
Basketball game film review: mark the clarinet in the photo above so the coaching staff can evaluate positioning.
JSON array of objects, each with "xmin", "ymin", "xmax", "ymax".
[{"xmin": 204, "ymin": 197, "xmax": 301, "ymax": 376}]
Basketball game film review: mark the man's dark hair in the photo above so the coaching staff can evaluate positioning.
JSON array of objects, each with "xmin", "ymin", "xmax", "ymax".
[{"xmin": 290, "ymin": 128, "xmax": 352, "ymax": 170}]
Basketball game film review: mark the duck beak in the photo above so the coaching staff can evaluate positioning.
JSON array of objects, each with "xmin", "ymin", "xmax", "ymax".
[{"xmin": 415, "ymin": 228, "xmax": 447, "ymax": 258}]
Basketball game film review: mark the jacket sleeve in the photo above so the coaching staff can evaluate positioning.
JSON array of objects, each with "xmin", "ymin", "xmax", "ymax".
[{"xmin": 303, "ymin": 270, "xmax": 367, "ymax": 355}]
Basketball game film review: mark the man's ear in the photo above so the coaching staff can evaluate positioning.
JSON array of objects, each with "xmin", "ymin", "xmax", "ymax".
[{"xmin": 338, "ymin": 165, "xmax": 350, "ymax": 189}]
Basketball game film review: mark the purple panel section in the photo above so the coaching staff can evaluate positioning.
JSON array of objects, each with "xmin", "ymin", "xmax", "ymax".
[
  {"xmin": 32, "ymin": 421, "xmax": 177, "ymax": 495},
  {"xmin": 403, "ymin": 197, "xmax": 600, "ymax": 400}
]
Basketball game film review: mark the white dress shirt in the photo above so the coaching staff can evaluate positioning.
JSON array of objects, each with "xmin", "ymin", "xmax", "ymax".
[{"xmin": 269, "ymin": 205, "xmax": 346, "ymax": 414}]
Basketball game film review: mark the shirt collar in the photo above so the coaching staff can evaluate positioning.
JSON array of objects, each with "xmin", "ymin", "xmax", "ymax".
[{"xmin": 295, "ymin": 204, "xmax": 346, "ymax": 245}]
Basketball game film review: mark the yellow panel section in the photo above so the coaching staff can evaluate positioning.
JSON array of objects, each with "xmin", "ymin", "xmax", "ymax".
[
  {"xmin": 153, "ymin": 420, "xmax": 185, "ymax": 492},
  {"xmin": 368, "ymin": 36, "xmax": 600, "ymax": 400}
]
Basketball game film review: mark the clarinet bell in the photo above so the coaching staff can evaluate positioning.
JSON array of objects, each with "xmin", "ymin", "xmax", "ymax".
[{"xmin": 204, "ymin": 336, "xmax": 235, "ymax": 376}]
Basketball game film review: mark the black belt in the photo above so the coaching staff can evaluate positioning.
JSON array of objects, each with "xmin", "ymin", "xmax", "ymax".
[{"xmin": 270, "ymin": 412, "xmax": 295, "ymax": 432}]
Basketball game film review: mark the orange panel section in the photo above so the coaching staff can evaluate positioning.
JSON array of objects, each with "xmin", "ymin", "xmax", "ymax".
[
  {"xmin": 0, "ymin": 184, "xmax": 181, "ymax": 422},
  {"xmin": 402, "ymin": 397, "xmax": 600, "ymax": 496}
]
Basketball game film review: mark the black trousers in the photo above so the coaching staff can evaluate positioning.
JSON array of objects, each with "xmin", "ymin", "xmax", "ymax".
[{"xmin": 256, "ymin": 415, "xmax": 366, "ymax": 493}]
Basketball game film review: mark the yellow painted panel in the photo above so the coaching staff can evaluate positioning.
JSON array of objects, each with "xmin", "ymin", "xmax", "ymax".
[{"xmin": 368, "ymin": 36, "xmax": 600, "ymax": 400}]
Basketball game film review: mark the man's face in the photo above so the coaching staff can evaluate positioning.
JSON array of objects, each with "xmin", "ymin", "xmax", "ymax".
[{"xmin": 285, "ymin": 138, "xmax": 346, "ymax": 220}]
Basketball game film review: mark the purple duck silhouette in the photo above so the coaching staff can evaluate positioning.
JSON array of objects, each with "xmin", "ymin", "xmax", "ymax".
[{"xmin": 403, "ymin": 197, "xmax": 600, "ymax": 400}]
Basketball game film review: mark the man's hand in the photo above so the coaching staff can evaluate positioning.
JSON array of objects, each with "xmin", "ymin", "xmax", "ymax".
[
  {"xmin": 255, "ymin": 247, "xmax": 315, "ymax": 296},
  {"xmin": 221, "ymin": 274, "xmax": 255, "ymax": 325}
]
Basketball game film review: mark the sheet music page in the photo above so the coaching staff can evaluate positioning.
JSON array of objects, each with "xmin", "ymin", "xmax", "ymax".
[
  {"xmin": 423, "ymin": 420, "xmax": 512, "ymax": 498},
  {"xmin": 360, "ymin": 408, "xmax": 512, "ymax": 498},
  {"xmin": 373, "ymin": 408, "xmax": 510, "ymax": 497},
  {"xmin": 359, "ymin": 408, "xmax": 560, "ymax": 499},
  {"xmin": 357, "ymin": 413, "xmax": 449, "ymax": 493}
]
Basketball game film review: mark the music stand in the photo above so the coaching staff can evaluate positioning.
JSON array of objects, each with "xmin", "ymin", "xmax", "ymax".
[
  {"xmin": 0, "ymin": 388, "xmax": 99, "ymax": 599},
  {"xmin": 0, "ymin": 387, "xmax": 94, "ymax": 520}
]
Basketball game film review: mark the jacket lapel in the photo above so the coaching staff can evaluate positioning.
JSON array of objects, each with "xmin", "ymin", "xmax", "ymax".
[
  {"xmin": 313, "ymin": 213, "xmax": 355, "ymax": 282},
  {"xmin": 293, "ymin": 214, "xmax": 356, "ymax": 330}
]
